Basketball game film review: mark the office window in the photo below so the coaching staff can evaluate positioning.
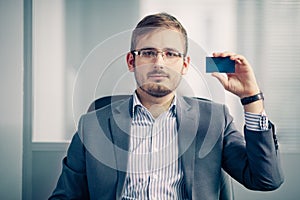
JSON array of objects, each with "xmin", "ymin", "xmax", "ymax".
[
  {"xmin": 263, "ymin": 1, "xmax": 300, "ymax": 153},
  {"xmin": 237, "ymin": 0, "xmax": 300, "ymax": 153},
  {"xmin": 32, "ymin": 0, "xmax": 67, "ymax": 142}
]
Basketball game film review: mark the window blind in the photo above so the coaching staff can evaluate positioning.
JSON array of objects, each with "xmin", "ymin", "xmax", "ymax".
[{"xmin": 238, "ymin": 0, "xmax": 300, "ymax": 153}]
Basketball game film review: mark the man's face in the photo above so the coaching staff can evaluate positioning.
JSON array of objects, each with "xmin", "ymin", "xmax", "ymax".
[{"xmin": 127, "ymin": 29, "xmax": 190, "ymax": 97}]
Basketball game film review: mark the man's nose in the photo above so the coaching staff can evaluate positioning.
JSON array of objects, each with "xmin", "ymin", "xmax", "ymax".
[{"xmin": 153, "ymin": 53, "xmax": 165, "ymax": 66}]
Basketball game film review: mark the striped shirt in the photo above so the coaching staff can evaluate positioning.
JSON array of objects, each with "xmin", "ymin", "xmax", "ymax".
[
  {"xmin": 121, "ymin": 94, "xmax": 188, "ymax": 200},
  {"xmin": 121, "ymin": 94, "xmax": 268, "ymax": 199},
  {"xmin": 245, "ymin": 111, "xmax": 269, "ymax": 131}
]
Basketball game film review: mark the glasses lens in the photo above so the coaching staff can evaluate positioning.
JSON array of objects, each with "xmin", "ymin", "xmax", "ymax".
[
  {"xmin": 137, "ymin": 49, "xmax": 183, "ymax": 63},
  {"xmin": 140, "ymin": 50, "xmax": 156, "ymax": 58},
  {"xmin": 165, "ymin": 51, "xmax": 182, "ymax": 59}
]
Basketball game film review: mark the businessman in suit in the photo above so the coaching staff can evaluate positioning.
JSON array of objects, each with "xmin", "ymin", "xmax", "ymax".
[{"xmin": 49, "ymin": 13, "xmax": 284, "ymax": 199}]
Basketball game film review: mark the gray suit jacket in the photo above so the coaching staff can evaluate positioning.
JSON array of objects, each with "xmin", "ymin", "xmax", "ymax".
[{"xmin": 50, "ymin": 96, "xmax": 284, "ymax": 200}]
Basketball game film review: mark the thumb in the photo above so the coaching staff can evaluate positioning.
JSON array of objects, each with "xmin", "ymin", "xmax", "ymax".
[{"xmin": 211, "ymin": 72, "xmax": 228, "ymax": 89}]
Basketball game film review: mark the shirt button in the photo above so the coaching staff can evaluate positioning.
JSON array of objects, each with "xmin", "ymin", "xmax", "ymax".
[{"xmin": 152, "ymin": 174, "xmax": 158, "ymax": 179}]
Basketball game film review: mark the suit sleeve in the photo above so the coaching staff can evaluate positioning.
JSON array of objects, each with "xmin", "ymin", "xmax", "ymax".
[
  {"xmin": 221, "ymin": 105, "xmax": 284, "ymax": 191},
  {"xmin": 49, "ymin": 118, "xmax": 90, "ymax": 199}
]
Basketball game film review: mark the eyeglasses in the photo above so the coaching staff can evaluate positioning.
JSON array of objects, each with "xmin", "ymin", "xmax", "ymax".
[{"xmin": 131, "ymin": 48, "xmax": 185, "ymax": 64}]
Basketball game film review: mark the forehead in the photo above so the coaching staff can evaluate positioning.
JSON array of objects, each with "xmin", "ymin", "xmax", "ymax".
[{"xmin": 135, "ymin": 29, "xmax": 185, "ymax": 51}]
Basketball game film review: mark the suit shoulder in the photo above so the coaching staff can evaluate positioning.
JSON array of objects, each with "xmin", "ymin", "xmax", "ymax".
[{"xmin": 183, "ymin": 96, "xmax": 224, "ymax": 108}]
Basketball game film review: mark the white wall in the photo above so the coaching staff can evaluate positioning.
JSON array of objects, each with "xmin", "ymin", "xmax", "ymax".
[{"xmin": 0, "ymin": 0, "xmax": 23, "ymax": 199}]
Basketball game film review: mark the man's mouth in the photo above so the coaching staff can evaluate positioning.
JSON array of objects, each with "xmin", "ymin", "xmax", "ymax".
[
  {"xmin": 148, "ymin": 74, "xmax": 169, "ymax": 81},
  {"xmin": 148, "ymin": 74, "xmax": 168, "ymax": 77}
]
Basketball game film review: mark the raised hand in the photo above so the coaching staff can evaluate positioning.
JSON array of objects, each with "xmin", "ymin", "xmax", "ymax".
[
  {"xmin": 211, "ymin": 52, "xmax": 260, "ymax": 98},
  {"xmin": 211, "ymin": 52, "xmax": 264, "ymax": 113}
]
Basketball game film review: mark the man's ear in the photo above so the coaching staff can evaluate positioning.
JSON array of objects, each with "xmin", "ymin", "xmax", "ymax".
[
  {"xmin": 181, "ymin": 56, "xmax": 190, "ymax": 75},
  {"xmin": 126, "ymin": 52, "xmax": 135, "ymax": 72}
]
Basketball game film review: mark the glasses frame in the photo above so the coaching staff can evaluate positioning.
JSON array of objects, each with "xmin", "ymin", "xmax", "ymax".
[{"xmin": 131, "ymin": 48, "xmax": 185, "ymax": 63}]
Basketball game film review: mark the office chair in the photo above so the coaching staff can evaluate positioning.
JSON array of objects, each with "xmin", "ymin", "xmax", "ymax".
[{"xmin": 87, "ymin": 95, "xmax": 234, "ymax": 200}]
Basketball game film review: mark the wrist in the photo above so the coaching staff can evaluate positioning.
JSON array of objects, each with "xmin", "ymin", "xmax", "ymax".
[
  {"xmin": 241, "ymin": 92, "xmax": 264, "ymax": 105},
  {"xmin": 243, "ymin": 99, "xmax": 264, "ymax": 114},
  {"xmin": 241, "ymin": 92, "xmax": 265, "ymax": 114}
]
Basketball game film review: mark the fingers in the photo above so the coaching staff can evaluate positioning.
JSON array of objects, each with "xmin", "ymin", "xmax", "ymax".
[
  {"xmin": 230, "ymin": 54, "xmax": 249, "ymax": 66},
  {"xmin": 212, "ymin": 52, "xmax": 249, "ymax": 66}
]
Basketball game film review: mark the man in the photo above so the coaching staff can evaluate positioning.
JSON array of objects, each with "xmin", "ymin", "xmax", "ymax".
[{"xmin": 49, "ymin": 13, "xmax": 284, "ymax": 200}]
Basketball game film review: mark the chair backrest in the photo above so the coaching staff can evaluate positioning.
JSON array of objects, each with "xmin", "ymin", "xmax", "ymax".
[
  {"xmin": 88, "ymin": 95, "xmax": 234, "ymax": 200},
  {"xmin": 87, "ymin": 95, "xmax": 131, "ymax": 112}
]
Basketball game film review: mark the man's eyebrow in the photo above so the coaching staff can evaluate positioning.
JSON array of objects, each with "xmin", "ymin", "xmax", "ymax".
[
  {"xmin": 163, "ymin": 47, "xmax": 181, "ymax": 52},
  {"xmin": 138, "ymin": 47, "xmax": 181, "ymax": 52},
  {"xmin": 138, "ymin": 47, "xmax": 156, "ymax": 51}
]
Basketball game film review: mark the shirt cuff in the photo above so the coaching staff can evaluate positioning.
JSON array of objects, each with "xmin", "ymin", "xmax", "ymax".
[{"xmin": 245, "ymin": 111, "xmax": 269, "ymax": 131}]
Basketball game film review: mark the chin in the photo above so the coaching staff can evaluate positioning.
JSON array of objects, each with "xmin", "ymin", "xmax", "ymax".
[{"xmin": 140, "ymin": 83, "xmax": 173, "ymax": 97}]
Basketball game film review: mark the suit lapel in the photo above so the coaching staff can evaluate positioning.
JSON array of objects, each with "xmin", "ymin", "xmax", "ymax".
[
  {"xmin": 178, "ymin": 96, "xmax": 223, "ymax": 199},
  {"xmin": 176, "ymin": 96, "xmax": 199, "ymax": 196},
  {"xmin": 177, "ymin": 97, "xmax": 217, "ymax": 198},
  {"xmin": 108, "ymin": 96, "xmax": 132, "ymax": 198},
  {"xmin": 110, "ymin": 97, "xmax": 131, "ymax": 153}
]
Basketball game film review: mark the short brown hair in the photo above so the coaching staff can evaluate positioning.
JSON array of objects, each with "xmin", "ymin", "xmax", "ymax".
[{"xmin": 130, "ymin": 13, "xmax": 188, "ymax": 55}]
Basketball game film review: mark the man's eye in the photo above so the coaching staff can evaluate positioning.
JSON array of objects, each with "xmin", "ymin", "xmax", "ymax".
[
  {"xmin": 141, "ymin": 50, "xmax": 156, "ymax": 57},
  {"xmin": 165, "ymin": 51, "xmax": 179, "ymax": 57}
]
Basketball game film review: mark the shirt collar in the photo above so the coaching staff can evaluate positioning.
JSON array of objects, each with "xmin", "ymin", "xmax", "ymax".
[{"xmin": 132, "ymin": 91, "xmax": 177, "ymax": 118}]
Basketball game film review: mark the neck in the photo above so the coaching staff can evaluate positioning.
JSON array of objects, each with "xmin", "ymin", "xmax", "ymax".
[{"xmin": 136, "ymin": 88, "xmax": 175, "ymax": 118}]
